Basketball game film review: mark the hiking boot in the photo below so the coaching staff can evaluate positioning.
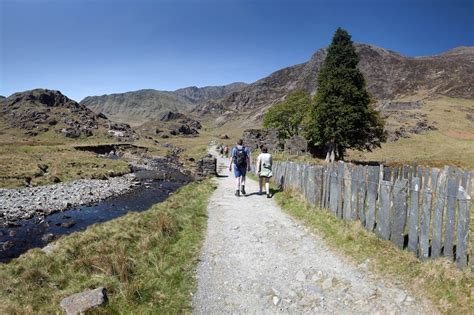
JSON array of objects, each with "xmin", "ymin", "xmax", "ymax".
[
  {"xmin": 235, "ymin": 190, "xmax": 240, "ymax": 197},
  {"xmin": 241, "ymin": 186, "xmax": 246, "ymax": 195},
  {"xmin": 267, "ymin": 193, "xmax": 272, "ymax": 198}
]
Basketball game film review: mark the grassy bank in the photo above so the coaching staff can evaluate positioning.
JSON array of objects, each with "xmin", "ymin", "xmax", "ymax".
[
  {"xmin": 0, "ymin": 144, "xmax": 131, "ymax": 187},
  {"xmin": 273, "ymin": 189, "xmax": 473, "ymax": 314},
  {"xmin": 0, "ymin": 180, "xmax": 215, "ymax": 314}
]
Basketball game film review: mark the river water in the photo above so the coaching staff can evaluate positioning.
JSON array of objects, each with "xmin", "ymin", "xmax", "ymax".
[{"xmin": 0, "ymin": 166, "xmax": 191, "ymax": 263}]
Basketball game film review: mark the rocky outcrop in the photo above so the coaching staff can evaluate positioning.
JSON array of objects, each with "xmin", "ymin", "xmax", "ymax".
[
  {"xmin": 0, "ymin": 89, "xmax": 135, "ymax": 140},
  {"xmin": 160, "ymin": 111, "xmax": 202, "ymax": 130},
  {"xmin": 242, "ymin": 129, "xmax": 284, "ymax": 152}
]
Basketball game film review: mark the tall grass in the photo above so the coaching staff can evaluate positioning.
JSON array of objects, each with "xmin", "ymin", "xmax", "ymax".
[{"xmin": 0, "ymin": 180, "xmax": 215, "ymax": 314}]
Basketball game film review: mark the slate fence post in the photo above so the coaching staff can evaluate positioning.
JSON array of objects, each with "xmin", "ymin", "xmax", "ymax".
[{"xmin": 270, "ymin": 159, "xmax": 472, "ymax": 271}]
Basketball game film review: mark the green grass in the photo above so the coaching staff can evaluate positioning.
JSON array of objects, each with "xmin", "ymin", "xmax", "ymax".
[
  {"xmin": 273, "ymin": 188, "xmax": 473, "ymax": 314},
  {"xmin": 0, "ymin": 180, "xmax": 216, "ymax": 314}
]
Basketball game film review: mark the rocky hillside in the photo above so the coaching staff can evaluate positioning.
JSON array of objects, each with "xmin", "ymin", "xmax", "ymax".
[
  {"xmin": 174, "ymin": 82, "xmax": 247, "ymax": 103},
  {"xmin": 80, "ymin": 82, "xmax": 247, "ymax": 125},
  {"xmin": 0, "ymin": 89, "xmax": 134, "ymax": 139},
  {"xmin": 194, "ymin": 44, "xmax": 474, "ymax": 123},
  {"xmin": 137, "ymin": 111, "xmax": 202, "ymax": 138}
]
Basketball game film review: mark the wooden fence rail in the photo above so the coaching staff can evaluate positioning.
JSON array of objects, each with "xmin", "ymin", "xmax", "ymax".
[{"xmin": 271, "ymin": 160, "xmax": 473, "ymax": 271}]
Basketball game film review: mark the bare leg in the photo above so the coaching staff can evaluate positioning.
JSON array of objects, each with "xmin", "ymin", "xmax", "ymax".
[
  {"xmin": 259, "ymin": 177, "xmax": 263, "ymax": 193},
  {"xmin": 265, "ymin": 178, "xmax": 270, "ymax": 196},
  {"xmin": 241, "ymin": 175, "xmax": 246, "ymax": 187},
  {"xmin": 235, "ymin": 177, "xmax": 241, "ymax": 190}
]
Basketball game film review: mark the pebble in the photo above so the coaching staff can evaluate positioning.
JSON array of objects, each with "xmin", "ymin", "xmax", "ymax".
[
  {"xmin": 394, "ymin": 290, "xmax": 407, "ymax": 304},
  {"xmin": 296, "ymin": 270, "xmax": 306, "ymax": 282},
  {"xmin": 322, "ymin": 277, "xmax": 334, "ymax": 290},
  {"xmin": 272, "ymin": 296, "xmax": 280, "ymax": 305}
]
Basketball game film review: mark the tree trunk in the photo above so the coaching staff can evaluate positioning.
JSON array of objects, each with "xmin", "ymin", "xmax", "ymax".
[{"xmin": 325, "ymin": 142, "xmax": 336, "ymax": 163}]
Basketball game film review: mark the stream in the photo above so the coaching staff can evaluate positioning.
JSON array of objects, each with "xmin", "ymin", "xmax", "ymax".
[{"xmin": 0, "ymin": 164, "xmax": 191, "ymax": 263}]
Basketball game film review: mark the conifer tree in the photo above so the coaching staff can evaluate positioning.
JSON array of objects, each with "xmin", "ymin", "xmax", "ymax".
[{"xmin": 305, "ymin": 28, "xmax": 385, "ymax": 162}]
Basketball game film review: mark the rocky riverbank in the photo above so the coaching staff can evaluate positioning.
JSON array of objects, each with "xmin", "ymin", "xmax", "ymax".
[{"xmin": 0, "ymin": 174, "xmax": 137, "ymax": 227}]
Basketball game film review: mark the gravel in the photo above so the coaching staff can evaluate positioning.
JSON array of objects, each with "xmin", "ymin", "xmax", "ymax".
[
  {"xmin": 0, "ymin": 174, "xmax": 136, "ymax": 227},
  {"xmin": 192, "ymin": 155, "xmax": 438, "ymax": 314}
]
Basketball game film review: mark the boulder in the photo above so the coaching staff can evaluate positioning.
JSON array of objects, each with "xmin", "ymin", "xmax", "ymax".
[
  {"xmin": 60, "ymin": 128, "xmax": 81, "ymax": 138},
  {"xmin": 60, "ymin": 287, "xmax": 107, "ymax": 315},
  {"xmin": 178, "ymin": 124, "xmax": 198, "ymax": 135},
  {"xmin": 160, "ymin": 111, "xmax": 187, "ymax": 121}
]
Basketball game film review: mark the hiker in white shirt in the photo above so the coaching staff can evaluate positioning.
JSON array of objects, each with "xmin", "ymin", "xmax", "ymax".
[{"xmin": 256, "ymin": 146, "xmax": 273, "ymax": 198}]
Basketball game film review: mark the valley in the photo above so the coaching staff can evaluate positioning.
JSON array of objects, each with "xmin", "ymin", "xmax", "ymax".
[{"xmin": 0, "ymin": 41, "xmax": 473, "ymax": 314}]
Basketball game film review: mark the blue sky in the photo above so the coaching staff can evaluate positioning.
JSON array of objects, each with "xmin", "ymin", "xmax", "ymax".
[{"xmin": 1, "ymin": 0, "xmax": 473, "ymax": 101}]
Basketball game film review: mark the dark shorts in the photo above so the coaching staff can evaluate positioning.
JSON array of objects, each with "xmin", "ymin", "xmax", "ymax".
[{"xmin": 233, "ymin": 165, "xmax": 247, "ymax": 178}]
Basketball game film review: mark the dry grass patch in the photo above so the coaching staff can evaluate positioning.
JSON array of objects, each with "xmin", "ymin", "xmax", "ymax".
[
  {"xmin": 0, "ymin": 145, "xmax": 131, "ymax": 188},
  {"xmin": 348, "ymin": 97, "xmax": 474, "ymax": 168}
]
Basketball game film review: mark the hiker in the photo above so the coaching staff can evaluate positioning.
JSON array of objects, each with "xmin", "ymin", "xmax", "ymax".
[
  {"xmin": 229, "ymin": 139, "xmax": 251, "ymax": 197},
  {"xmin": 256, "ymin": 146, "xmax": 273, "ymax": 198},
  {"xmin": 223, "ymin": 145, "xmax": 229, "ymax": 158},
  {"xmin": 219, "ymin": 146, "xmax": 224, "ymax": 157}
]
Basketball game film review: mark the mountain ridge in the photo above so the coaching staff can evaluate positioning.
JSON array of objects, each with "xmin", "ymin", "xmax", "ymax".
[
  {"xmin": 79, "ymin": 44, "xmax": 473, "ymax": 126},
  {"xmin": 80, "ymin": 82, "xmax": 248, "ymax": 125},
  {"xmin": 193, "ymin": 44, "xmax": 474, "ymax": 125}
]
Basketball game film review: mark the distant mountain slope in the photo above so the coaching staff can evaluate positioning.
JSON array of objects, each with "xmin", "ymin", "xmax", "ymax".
[
  {"xmin": 80, "ymin": 82, "xmax": 247, "ymax": 125},
  {"xmin": 174, "ymin": 82, "xmax": 247, "ymax": 103},
  {"xmin": 80, "ymin": 89, "xmax": 193, "ymax": 125},
  {"xmin": 194, "ymin": 44, "xmax": 474, "ymax": 123}
]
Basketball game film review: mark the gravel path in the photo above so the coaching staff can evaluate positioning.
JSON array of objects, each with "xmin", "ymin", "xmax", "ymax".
[{"xmin": 192, "ymin": 155, "xmax": 437, "ymax": 314}]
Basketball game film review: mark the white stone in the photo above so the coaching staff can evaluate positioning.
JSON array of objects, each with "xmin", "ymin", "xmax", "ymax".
[
  {"xmin": 272, "ymin": 296, "xmax": 280, "ymax": 305},
  {"xmin": 296, "ymin": 270, "xmax": 306, "ymax": 282}
]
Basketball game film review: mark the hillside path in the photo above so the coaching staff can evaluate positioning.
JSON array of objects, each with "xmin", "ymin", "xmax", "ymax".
[{"xmin": 192, "ymin": 154, "xmax": 436, "ymax": 314}]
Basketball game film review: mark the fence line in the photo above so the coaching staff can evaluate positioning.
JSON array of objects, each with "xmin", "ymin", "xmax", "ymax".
[{"xmin": 270, "ymin": 160, "xmax": 473, "ymax": 271}]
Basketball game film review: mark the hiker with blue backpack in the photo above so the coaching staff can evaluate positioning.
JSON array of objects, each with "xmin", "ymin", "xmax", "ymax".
[{"xmin": 229, "ymin": 139, "xmax": 251, "ymax": 197}]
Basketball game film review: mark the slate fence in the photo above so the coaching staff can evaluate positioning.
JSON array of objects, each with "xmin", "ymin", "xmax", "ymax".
[{"xmin": 271, "ymin": 160, "xmax": 473, "ymax": 271}]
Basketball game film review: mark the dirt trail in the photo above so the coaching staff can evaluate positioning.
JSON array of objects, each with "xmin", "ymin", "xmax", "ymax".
[{"xmin": 193, "ymin": 154, "xmax": 436, "ymax": 314}]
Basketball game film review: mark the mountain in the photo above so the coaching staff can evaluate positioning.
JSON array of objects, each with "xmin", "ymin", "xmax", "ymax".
[
  {"xmin": 194, "ymin": 44, "xmax": 474, "ymax": 124},
  {"xmin": 0, "ymin": 89, "xmax": 134, "ymax": 139},
  {"xmin": 173, "ymin": 82, "xmax": 247, "ymax": 103},
  {"xmin": 80, "ymin": 82, "xmax": 248, "ymax": 125}
]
